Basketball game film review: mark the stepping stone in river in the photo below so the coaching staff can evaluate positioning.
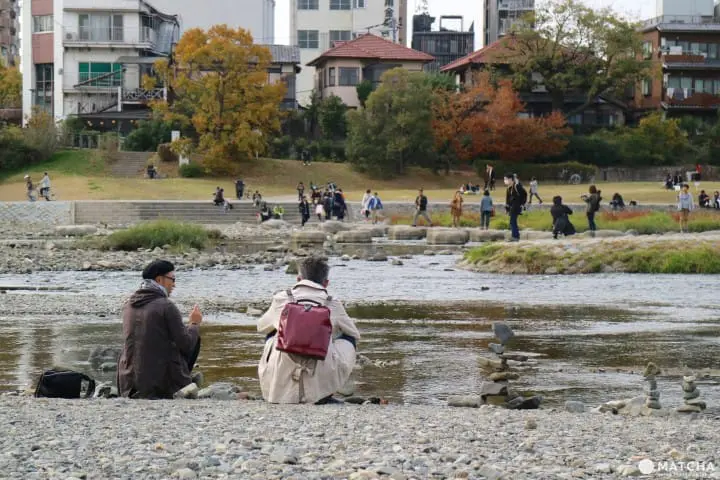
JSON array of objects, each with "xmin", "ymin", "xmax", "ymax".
[{"xmin": 492, "ymin": 322, "xmax": 515, "ymax": 345}]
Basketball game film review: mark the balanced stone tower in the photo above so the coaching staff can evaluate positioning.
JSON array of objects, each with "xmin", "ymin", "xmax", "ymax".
[
  {"xmin": 677, "ymin": 375, "xmax": 706, "ymax": 413},
  {"xmin": 643, "ymin": 362, "xmax": 662, "ymax": 410}
]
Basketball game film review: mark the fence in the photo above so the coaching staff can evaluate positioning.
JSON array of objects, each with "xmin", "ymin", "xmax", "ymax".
[{"xmin": 60, "ymin": 132, "xmax": 125, "ymax": 150}]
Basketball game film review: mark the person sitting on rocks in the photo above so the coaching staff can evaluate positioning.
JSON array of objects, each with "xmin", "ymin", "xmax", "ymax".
[
  {"xmin": 610, "ymin": 193, "xmax": 625, "ymax": 211},
  {"xmin": 550, "ymin": 195, "xmax": 575, "ymax": 239},
  {"xmin": 698, "ymin": 190, "xmax": 711, "ymax": 208},
  {"xmin": 117, "ymin": 260, "xmax": 203, "ymax": 399},
  {"xmin": 257, "ymin": 256, "xmax": 360, "ymax": 404}
]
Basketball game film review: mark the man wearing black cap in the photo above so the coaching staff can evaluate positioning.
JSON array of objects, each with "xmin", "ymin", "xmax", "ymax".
[{"xmin": 117, "ymin": 260, "xmax": 203, "ymax": 399}]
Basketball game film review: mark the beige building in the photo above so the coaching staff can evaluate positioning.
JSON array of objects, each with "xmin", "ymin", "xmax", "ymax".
[{"xmin": 307, "ymin": 33, "xmax": 433, "ymax": 108}]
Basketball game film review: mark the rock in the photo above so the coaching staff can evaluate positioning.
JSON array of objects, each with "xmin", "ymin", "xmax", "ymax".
[
  {"xmin": 355, "ymin": 225, "xmax": 387, "ymax": 237},
  {"xmin": 246, "ymin": 306, "xmax": 264, "ymax": 317},
  {"xmin": 285, "ymin": 260, "xmax": 299, "ymax": 275},
  {"xmin": 88, "ymin": 346, "xmax": 121, "ymax": 368},
  {"xmin": 589, "ymin": 230, "xmax": 625, "ymax": 238},
  {"xmin": 448, "ymin": 395, "xmax": 483, "ymax": 408},
  {"xmin": 387, "ymin": 226, "xmax": 427, "ymax": 240},
  {"xmin": 320, "ymin": 221, "xmax": 352, "ymax": 234},
  {"xmin": 488, "ymin": 343, "xmax": 505, "ymax": 355},
  {"xmin": 367, "ymin": 252, "xmax": 388, "ymax": 262},
  {"xmin": 565, "ymin": 401, "xmax": 586, "ymax": 413},
  {"xmin": 55, "ymin": 225, "xmax": 98, "ymax": 236},
  {"xmin": 618, "ymin": 396, "xmax": 646, "ymax": 416},
  {"xmin": 643, "ymin": 362, "xmax": 661, "ymax": 377},
  {"xmin": 507, "ymin": 395, "xmax": 543, "ymax": 410},
  {"xmin": 261, "ymin": 219, "xmax": 290, "ymax": 229},
  {"xmin": 99, "ymin": 362, "xmax": 117, "ymax": 372},
  {"xmin": 468, "ymin": 229, "xmax": 506, "ymax": 242},
  {"xmin": 683, "ymin": 375, "xmax": 697, "ymax": 383},
  {"xmin": 335, "ymin": 230, "xmax": 373, "ymax": 243},
  {"xmin": 684, "ymin": 389, "xmax": 700, "ymax": 400},
  {"xmin": 423, "ymin": 249, "xmax": 436, "ymax": 256},
  {"xmin": 478, "ymin": 357, "xmax": 505, "ymax": 371},
  {"xmin": 500, "ymin": 354, "xmax": 529, "ymax": 362},
  {"xmin": 93, "ymin": 382, "xmax": 118, "ymax": 399},
  {"xmin": 172, "ymin": 468, "xmax": 197, "ymax": 479},
  {"xmin": 340, "ymin": 255, "xmax": 351, "ymax": 261},
  {"xmin": 81, "ymin": 261, "xmax": 93, "ymax": 271},
  {"xmin": 391, "ymin": 259, "xmax": 404, "ymax": 266},
  {"xmin": 476, "ymin": 465, "xmax": 505, "ymax": 480},
  {"xmin": 677, "ymin": 404, "xmax": 702, "ymax": 413},
  {"xmin": 489, "ymin": 372, "xmax": 519, "ymax": 382},
  {"xmin": 480, "ymin": 382, "xmax": 508, "ymax": 397},
  {"xmin": 645, "ymin": 399, "xmax": 662, "ymax": 409},
  {"xmin": 197, "ymin": 383, "xmax": 241, "ymax": 400},
  {"xmin": 426, "ymin": 228, "xmax": 469, "ymax": 245},
  {"xmin": 290, "ymin": 231, "xmax": 326, "ymax": 249},
  {"xmin": 594, "ymin": 463, "xmax": 613, "ymax": 474},
  {"xmin": 617, "ymin": 465, "xmax": 641, "ymax": 477},
  {"xmin": 492, "ymin": 322, "xmax": 515, "ymax": 345},
  {"xmin": 174, "ymin": 383, "xmax": 199, "ymax": 400},
  {"xmin": 685, "ymin": 398, "xmax": 707, "ymax": 410},
  {"xmin": 524, "ymin": 418, "xmax": 537, "ymax": 430}
]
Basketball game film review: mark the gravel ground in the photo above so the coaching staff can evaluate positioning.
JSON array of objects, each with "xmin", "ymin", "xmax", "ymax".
[{"xmin": 1, "ymin": 397, "xmax": 718, "ymax": 479}]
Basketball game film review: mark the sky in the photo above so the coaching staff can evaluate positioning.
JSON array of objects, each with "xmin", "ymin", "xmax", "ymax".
[{"xmin": 274, "ymin": 0, "xmax": 657, "ymax": 48}]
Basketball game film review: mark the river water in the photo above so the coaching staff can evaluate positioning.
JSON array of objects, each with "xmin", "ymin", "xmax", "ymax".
[{"xmin": 1, "ymin": 255, "xmax": 719, "ymax": 407}]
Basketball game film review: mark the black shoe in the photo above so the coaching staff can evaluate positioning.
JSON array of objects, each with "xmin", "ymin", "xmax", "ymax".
[{"xmin": 315, "ymin": 395, "xmax": 344, "ymax": 405}]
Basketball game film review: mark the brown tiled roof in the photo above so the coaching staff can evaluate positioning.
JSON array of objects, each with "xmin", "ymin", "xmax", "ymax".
[
  {"xmin": 307, "ymin": 33, "xmax": 434, "ymax": 66},
  {"xmin": 441, "ymin": 37, "xmax": 518, "ymax": 72}
]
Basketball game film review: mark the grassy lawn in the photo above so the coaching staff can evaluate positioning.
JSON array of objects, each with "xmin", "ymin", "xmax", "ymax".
[{"xmin": 2, "ymin": 150, "xmax": 719, "ymax": 203}]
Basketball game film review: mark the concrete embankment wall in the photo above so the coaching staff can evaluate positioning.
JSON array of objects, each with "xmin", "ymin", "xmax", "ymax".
[{"xmin": 0, "ymin": 200, "xmax": 701, "ymax": 226}]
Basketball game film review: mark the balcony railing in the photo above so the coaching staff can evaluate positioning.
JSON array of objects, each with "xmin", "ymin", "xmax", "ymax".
[
  {"xmin": 122, "ymin": 88, "xmax": 165, "ymax": 103},
  {"xmin": 641, "ymin": 15, "xmax": 719, "ymax": 28},
  {"xmin": 63, "ymin": 26, "xmax": 156, "ymax": 47},
  {"xmin": 498, "ymin": 0, "xmax": 534, "ymax": 11},
  {"xmin": 664, "ymin": 87, "xmax": 720, "ymax": 107}
]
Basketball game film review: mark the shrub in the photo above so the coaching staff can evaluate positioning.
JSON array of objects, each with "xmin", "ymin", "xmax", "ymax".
[
  {"xmin": 179, "ymin": 162, "xmax": 205, "ymax": 178},
  {"xmin": 0, "ymin": 127, "xmax": 43, "ymax": 172},
  {"xmin": 103, "ymin": 220, "xmax": 211, "ymax": 251},
  {"xmin": 123, "ymin": 118, "xmax": 173, "ymax": 152},
  {"xmin": 482, "ymin": 161, "xmax": 597, "ymax": 183},
  {"xmin": 268, "ymin": 135, "xmax": 293, "ymax": 159},
  {"xmin": 157, "ymin": 143, "xmax": 179, "ymax": 163}
]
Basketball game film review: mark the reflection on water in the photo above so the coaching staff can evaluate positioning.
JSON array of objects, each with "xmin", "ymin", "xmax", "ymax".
[{"xmin": 1, "ymin": 256, "xmax": 720, "ymax": 406}]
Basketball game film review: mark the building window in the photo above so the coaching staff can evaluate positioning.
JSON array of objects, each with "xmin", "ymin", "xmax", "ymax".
[
  {"xmin": 78, "ymin": 62, "xmax": 123, "ymax": 87},
  {"xmin": 330, "ymin": 0, "xmax": 351, "ymax": 10},
  {"xmin": 642, "ymin": 78, "xmax": 651, "ymax": 96},
  {"xmin": 32, "ymin": 15, "xmax": 53, "ymax": 33},
  {"xmin": 385, "ymin": 0, "xmax": 394, "ymax": 6},
  {"xmin": 354, "ymin": 0, "xmax": 366, "ymax": 7},
  {"xmin": 328, "ymin": 67, "xmax": 336, "ymax": 86},
  {"xmin": 642, "ymin": 41, "xmax": 652, "ymax": 59},
  {"xmin": 34, "ymin": 64, "xmax": 54, "ymax": 114},
  {"xmin": 329, "ymin": 30, "xmax": 351, "ymax": 45},
  {"xmin": 298, "ymin": 0, "xmax": 319, "ymax": 9},
  {"xmin": 297, "ymin": 30, "xmax": 319, "ymax": 49},
  {"xmin": 78, "ymin": 13, "xmax": 124, "ymax": 42},
  {"xmin": 709, "ymin": 44, "xmax": 718, "ymax": 59},
  {"xmin": 338, "ymin": 67, "xmax": 359, "ymax": 86}
]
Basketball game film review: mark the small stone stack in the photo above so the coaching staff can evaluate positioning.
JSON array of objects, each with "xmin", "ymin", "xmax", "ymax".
[
  {"xmin": 677, "ymin": 375, "xmax": 706, "ymax": 413},
  {"xmin": 643, "ymin": 362, "xmax": 662, "ymax": 410}
]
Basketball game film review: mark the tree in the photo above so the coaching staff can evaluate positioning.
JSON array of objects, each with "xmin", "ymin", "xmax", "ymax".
[
  {"xmin": 433, "ymin": 73, "xmax": 571, "ymax": 162},
  {"xmin": 346, "ymin": 68, "xmax": 437, "ymax": 177},
  {"xmin": 124, "ymin": 117, "xmax": 174, "ymax": 151},
  {"xmin": 150, "ymin": 25, "xmax": 286, "ymax": 172},
  {"xmin": 318, "ymin": 95, "xmax": 347, "ymax": 139},
  {"xmin": 422, "ymin": 72, "xmax": 458, "ymax": 92},
  {"xmin": 0, "ymin": 66, "xmax": 21, "ymax": 108},
  {"xmin": 506, "ymin": 0, "xmax": 651, "ymax": 113},
  {"xmin": 356, "ymin": 80, "xmax": 373, "ymax": 108}
]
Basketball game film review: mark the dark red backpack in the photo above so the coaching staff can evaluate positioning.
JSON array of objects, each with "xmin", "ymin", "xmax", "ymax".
[{"xmin": 276, "ymin": 289, "xmax": 333, "ymax": 361}]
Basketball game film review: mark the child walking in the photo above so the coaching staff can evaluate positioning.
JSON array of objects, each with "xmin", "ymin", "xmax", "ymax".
[
  {"xmin": 677, "ymin": 183, "xmax": 694, "ymax": 233},
  {"xmin": 528, "ymin": 177, "xmax": 543, "ymax": 204},
  {"xmin": 480, "ymin": 190, "xmax": 493, "ymax": 230}
]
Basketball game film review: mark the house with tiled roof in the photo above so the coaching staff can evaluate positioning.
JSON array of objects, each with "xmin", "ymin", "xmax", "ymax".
[
  {"xmin": 442, "ymin": 37, "xmax": 628, "ymax": 128},
  {"xmin": 307, "ymin": 33, "xmax": 434, "ymax": 108}
]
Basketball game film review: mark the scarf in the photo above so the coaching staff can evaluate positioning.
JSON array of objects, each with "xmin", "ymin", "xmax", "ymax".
[{"xmin": 139, "ymin": 279, "xmax": 168, "ymax": 297}]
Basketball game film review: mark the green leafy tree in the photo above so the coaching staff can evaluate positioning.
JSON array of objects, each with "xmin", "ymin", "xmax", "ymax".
[
  {"xmin": 0, "ymin": 66, "xmax": 21, "ymax": 108},
  {"xmin": 507, "ymin": 0, "xmax": 651, "ymax": 113},
  {"xmin": 318, "ymin": 95, "xmax": 347, "ymax": 139},
  {"xmin": 356, "ymin": 80, "xmax": 374, "ymax": 108},
  {"xmin": 422, "ymin": 72, "xmax": 458, "ymax": 92},
  {"xmin": 124, "ymin": 118, "xmax": 174, "ymax": 151},
  {"xmin": 346, "ymin": 68, "xmax": 437, "ymax": 177}
]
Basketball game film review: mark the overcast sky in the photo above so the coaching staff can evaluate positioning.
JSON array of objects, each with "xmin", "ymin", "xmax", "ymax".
[{"xmin": 273, "ymin": 0, "xmax": 657, "ymax": 47}]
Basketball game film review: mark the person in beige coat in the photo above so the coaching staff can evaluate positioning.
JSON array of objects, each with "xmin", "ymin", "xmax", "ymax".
[{"xmin": 258, "ymin": 256, "xmax": 360, "ymax": 404}]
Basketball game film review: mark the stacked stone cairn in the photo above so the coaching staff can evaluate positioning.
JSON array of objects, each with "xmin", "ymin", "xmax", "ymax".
[
  {"xmin": 677, "ymin": 375, "xmax": 706, "ymax": 413},
  {"xmin": 482, "ymin": 322, "xmax": 542, "ymax": 410},
  {"xmin": 643, "ymin": 362, "xmax": 662, "ymax": 410}
]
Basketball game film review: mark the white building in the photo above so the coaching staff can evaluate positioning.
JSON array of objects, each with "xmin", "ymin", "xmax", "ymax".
[
  {"xmin": 657, "ymin": 0, "xmax": 713, "ymax": 17},
  {"xmin": 290, "ymin": 0, "xmax": 408, "ymax": 106},
  {"xmin": 20, "ymin": 0, "xmax": 179, "ymax": 125},
  {"xmin": 147, "ymin": 0, "xmax": 275, "ymax": 43}
]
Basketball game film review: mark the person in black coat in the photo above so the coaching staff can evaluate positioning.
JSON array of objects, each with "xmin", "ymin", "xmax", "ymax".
[
  {"xmin": 505, "ymin": 173, "xmax": 527, "ymax": 241},
  {"xmin": 299, "ymin": 196, "xmax": 311, "ymax": 227},
  {"xmin": 550, "ymin": 196, "xmax": 576, "ymax": 239}
]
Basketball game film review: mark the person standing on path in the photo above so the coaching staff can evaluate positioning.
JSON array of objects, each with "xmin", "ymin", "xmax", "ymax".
[
  {"xmin": 505, "ymin": 174, "xmax": 527, "ymax": 241},
  {"xmin": 40, "ymin": 172, "xmax": 51, "ymax": 201},
  {"xmin": 528, "ymin": 177, "xmax": 543, "ymax": 205},
  {"xmin": 299, "ymin": 196, "xmax": 311, "ymax": 227},
  {"xmin": 480, "ymin": 190, "xmax": 493, "ymax": 230},
  {"xmin": 25, "ymin": 175, "xmax": 35, "ymax": 202},
  {"xmin": 412, "ymin": 188, "xmax": 433, "ymax": 227},
  {"xmin": 367, "ymin": 192, "xmax": 384, "ymax": 224},
  {"xmin": 297, "ymin": 182, "xmax": 305, "ymax": 201},
  {"xmin": 677, "ymin": 183, "xmax": 694, "ymax": 233},
  {"xmin": 450, "ymin": 191, "xmax": 464, "ymax": 228},
  {"xmin": 361, "ymin": 189, "xmax": 372, "ymax": 221},
  {"xmin": 581, "ymin": 185, "xmax": 602, "ymax": 237},
  {"xmin": 484, "ymin": 165, "xmax": 496, "ymax": 191}
]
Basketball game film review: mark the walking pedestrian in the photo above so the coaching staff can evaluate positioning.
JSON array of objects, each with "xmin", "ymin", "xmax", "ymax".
[
  {"xmin": 25, "ymin": 175, "xmax": 36, "ymax": 202},
  {"xmin": 528, "ymin": 177, "xmax": 543, "ymax": 204},
  {"xmin": 480, "ymin": 190, "xmax": 493, "ymax": 230},
  {"xmin": 504, "ymin": 174, "xmax": 527, "ymax": 241},
  {"xmin": 361, "ymin": 189, "xmax": 372, "ymax": 221},
  {"xmin": 296, "ymin": 182, "xmax": 305, "ymax": 201},
  {"xmin": 367, "ymin": 192, "xmax": 383, "ymax": 225},
  {"xmin": 450, "ymin": 191, "xmax": 464, "ymax": 228},
  {"xmin": 412, "ymin": 188, "xmax": 433, "ymax": 227},
  {"xmin": 299, "ymin": 196, "xmax": 311, "ymax": 226},
  {"xmin": 677, "ymin": 183, "xmax": 693, "ymax": 233},
  {"xmin": 581, "ymin": 185, "xmax": 602, "ymax": 237}
]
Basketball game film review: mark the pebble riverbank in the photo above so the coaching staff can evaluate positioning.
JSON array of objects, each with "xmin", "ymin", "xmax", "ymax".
[{"xmin": 1, "ymin": 397, "xmax": 718, "ymax": 479}]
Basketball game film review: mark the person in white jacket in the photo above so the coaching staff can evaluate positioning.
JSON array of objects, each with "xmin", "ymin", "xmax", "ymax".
[
  {"xmin": 257, "ymin": 256, "xmax": 360, "ymax": 404},
  {"xmin": 361, "ymin": 189, "xmax": 372, "ymax": 220}
]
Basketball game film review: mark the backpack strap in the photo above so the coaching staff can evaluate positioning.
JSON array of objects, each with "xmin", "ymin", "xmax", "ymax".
[{"xmin": 286, "ymin": 288, "xmax": 294, "ymax": 303}]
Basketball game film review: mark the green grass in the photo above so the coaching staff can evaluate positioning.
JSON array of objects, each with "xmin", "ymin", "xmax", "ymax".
[
  {"xmin": 0, "ymin": 150, "xmax": 108, "ymax": 181},
  {"xmin": 97, "ymin": 220, "xmax": 219, "ymax": 251}
]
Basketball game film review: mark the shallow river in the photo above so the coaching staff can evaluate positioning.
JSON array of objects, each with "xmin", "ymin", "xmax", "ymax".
[{"xmin": 1, "ymin": 255, "xmax": 719, "ymax": 407}]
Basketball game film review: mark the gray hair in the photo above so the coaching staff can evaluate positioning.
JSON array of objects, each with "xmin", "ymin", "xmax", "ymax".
[{"xmin": 299, "ymin": 256, "xmax": 330, "ymax": 285}]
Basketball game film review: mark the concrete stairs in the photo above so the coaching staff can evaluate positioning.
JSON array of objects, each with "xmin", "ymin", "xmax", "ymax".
[
  {"xmin": 109, "ymin": 152, "xmax": 153, "ymax": 177},
  {"xmin": 74, "ymin": 201, "xmax": 333, "ymax": 225}
]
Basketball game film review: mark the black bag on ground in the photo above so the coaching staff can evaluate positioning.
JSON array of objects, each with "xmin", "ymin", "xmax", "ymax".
[{"xmin": 34, "ymin": 369, "xmax": 96, "ymax": 399}]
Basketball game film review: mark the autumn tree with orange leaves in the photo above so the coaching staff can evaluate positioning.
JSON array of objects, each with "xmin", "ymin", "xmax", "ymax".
[{"xmin": 433, "ymin": 73, "xmax": 571, "ymax": 163}]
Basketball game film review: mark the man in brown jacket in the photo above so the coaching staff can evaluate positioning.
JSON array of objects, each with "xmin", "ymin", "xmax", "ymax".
[{"xmin": 117, "ymin": 260, "xmax": 203, "ymax": 399}]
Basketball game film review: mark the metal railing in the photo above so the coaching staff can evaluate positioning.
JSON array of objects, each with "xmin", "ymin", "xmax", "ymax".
[
  {"xmin": 665, "ymin": 87, "xmax": 720, "ymax": 102},
  {"xmin": 498, "ymin": 0, "xmax": 534, "ymax": 10},
  {"xmin": 641, "ymin": 15, "xmax": 719, "ymax": 28},
  {"xmin": 122, "ymin": 88, "xmax": 165, "ymax": 102},
  {"xmin": 63, "ymin": 26, "xmax": 156, "ymax": 46}
]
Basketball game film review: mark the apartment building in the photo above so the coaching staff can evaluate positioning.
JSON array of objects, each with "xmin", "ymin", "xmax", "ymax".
[
  {"xmin": 145, "ymin": 0, "xmax": 275, "ymax": 43},
  {"xmin": 20, "ymin": 0, "xmax": 180, "ymax": 125},
  {"xmin": 411, "ymin": 14, "xmax": 474, "ymax": 72},
  {"xmin": 633, "ymin": 0, "xmax": 720, "ymax": 119},
  {"xmin": 0, "ymin": 0, "xmax": 19, "ymax": 66},
  {"xmin": 291, "ymin": 0, "xmax": 408, "ymax": 106},
  {"xmin": 483, "ymin": 0, "xmax": 533, "ymax": 47}
]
